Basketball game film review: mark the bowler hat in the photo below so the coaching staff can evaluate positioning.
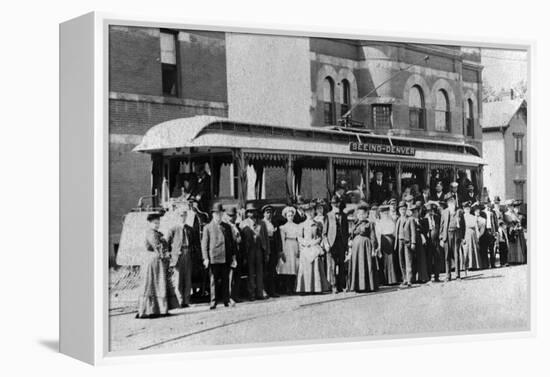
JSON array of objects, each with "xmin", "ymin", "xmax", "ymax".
[
  {"xmin": 146, "ymin": 213, "xmax": 163, "ymax": 222},
  {"xmin": 462, "ymin": 201, "xmax": 472, "ymax": 208},
  {"xmin": 244, "ymin": 202, "xmax": 258, "ymax": 213},
  {"xmin": 226, "ymin": 207, "xmax": 237, "ymax": 216},
  {"xmin": 379, "ymin": 204, "xmax": 390, "ymax": 212},
  {"xmin": 210, "ymin": 202, "xmax": 225, "ymax": 213}
]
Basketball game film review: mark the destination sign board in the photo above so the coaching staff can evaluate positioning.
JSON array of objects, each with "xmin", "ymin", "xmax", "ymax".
[{"xmin": 349, "ymin": 141, "xmax": 416, "ymax": 156}]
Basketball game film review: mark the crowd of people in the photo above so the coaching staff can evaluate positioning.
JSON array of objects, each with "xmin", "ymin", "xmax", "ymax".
[{"xmin": 135, "ymin": 174, "xmax": 528, "ymax": 319}]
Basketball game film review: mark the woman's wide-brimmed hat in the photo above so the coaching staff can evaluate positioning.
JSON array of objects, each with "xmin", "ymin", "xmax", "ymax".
[{"xmin": 281, "ymin": 206, "xmax": 296, "ymax": 218}]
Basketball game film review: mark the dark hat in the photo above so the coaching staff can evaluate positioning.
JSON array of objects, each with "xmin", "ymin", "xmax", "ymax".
[
  {"xmin": 462, "ymin": 201, "xmax": 472, "ymax": 208},
  {"xmin": 226, "ymin": 207, "xmax": 237, "ymax": 216},
  {"xmin": 494, "ymin": 196, "xmax": 501, "ymax": 203},
  {"xmin": 498, "ymin": 219, "xmax": 505, "ymax": 225},
  {"xmin": 409, "ymin": 204, "xmax": 420, "ymax": 212},
  {"xmin": 261, "ymin": 204, "xmax": 274, "ymax": 213},
  {"xmin": 301, "ymin": 202, "xmax": 315, "ymax": 211},
  {"xmin": 210, "ymin": 202, "xmax": 225, "ymax": 213},
  {"xmin": 146, "ymin": 213, "xmax": 163, "ymax": 222},
  {"xmin": 512, "ymin": 200, "xmax": 522, "ymax": 207},
  {"xmin": 439, "ymin": 200, "xmax": 448, "ymax": 208},
  {"xmin": 398, "ymin": 201, "xmax": 407, "ymax": 209},
  {"xmin": 244, "ymin": 202, "xmax": 258, "ymax": 213},
  {"xmin": 478, "ymin": 203, "xmax": 486, "ymax": 210}
]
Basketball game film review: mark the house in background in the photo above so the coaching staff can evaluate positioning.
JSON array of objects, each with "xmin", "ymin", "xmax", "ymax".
[{"xmin": 482, "ymin": 94, "xmax": 527, "ymax": 204}]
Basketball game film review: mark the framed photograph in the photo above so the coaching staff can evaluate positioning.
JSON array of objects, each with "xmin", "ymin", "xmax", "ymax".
[{"xmin": 60, "ymin": 12, "xmax": 533, "ymax": 364}]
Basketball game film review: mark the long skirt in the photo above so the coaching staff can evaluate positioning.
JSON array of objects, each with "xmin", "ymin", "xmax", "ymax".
[
  {"xmin": 348, "ymin": 235, "xmax": 377, "ymax": 292},
  {"xmin": 463, "ymin": 229, "xmax": 482, "ymax": 270},
  {"xmin": 296, "ymin": 245, "xmax": 330, "ymax": 293},
  {"xmin": 137, "ymin": 252, "xmax": 171, "ymax": 318},
  {"xmin": 380, "ymin": 234, "xmax": 399, "ymax": 285},
  {"xmin": 277, "ymin": 238, "xmax": 299, "ymax": 275},
  {"xmin": 508, "ymin": 231, "xmax": 527, "ymax": 264},
  {"xmin": 415, "ymin": 242, "xmax": 429, "ymax": 283}
]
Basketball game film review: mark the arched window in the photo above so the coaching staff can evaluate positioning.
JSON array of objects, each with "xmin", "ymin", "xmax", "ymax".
[
  {"xmin": 323, "ymin": 77, "xmax": 336, "ymax": 125},
  {"xmin": 340, "ymin": 79, "xmax": 351, "ymax": 117},
  {"xmin": 408, "ymin": 85, "xmax": 425, "ymax": 129},
  {"xmin": 465, "ymin": 98, "xmax": 474, "ymax": 137},
  {"xmin": 435, "ymin": 89, "xmax": 450, "ymax": 131}
]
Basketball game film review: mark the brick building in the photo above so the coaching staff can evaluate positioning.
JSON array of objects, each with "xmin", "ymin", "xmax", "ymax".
[
  {"xmin": 482, "ymin": 97, "xmax": 527, "ymax": 203},
  {"xmin": 109, "ymin": 26, "xmax": 484, "ymax": 255}
]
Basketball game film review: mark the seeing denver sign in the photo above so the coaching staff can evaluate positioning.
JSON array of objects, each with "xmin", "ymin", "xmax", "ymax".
[{"xmin": 349, "ymin": 141, "xmax": 416, "ymax": 156}]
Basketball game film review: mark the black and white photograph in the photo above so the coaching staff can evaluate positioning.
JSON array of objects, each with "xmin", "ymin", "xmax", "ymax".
[{"xmin": 107, "ymin": 25, "xmax": 529, "ymax": 353}]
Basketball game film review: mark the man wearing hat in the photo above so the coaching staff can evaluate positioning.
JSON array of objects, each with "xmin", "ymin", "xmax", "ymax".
[
  {"xmin": 240, "ymin": 202, "xmax": 270, "ymax": 300},
  {"xmin": 201, "ymin": 203, "xmax": 237, "ymax": 309},
  {"xmin": 479, "ymin": 203, "xmax": 498, "ymax": 269},
  {"xmin": 370, "ymin": 171, "xmax": 389, "ymax": 204},
  {"xmin": 439, "ymin": 194, "xmax": 465, "ymax": 281},
  {"xmin": 421, "ymin": 201, "xmax": 442, "ymax": 282},
  {"xmin": 166, "ymin": 208, "xmax": 200, "ymax": 308},
  {"xmin": 225, "ymin": 207, "xmax": 243, "ymax": 302},
  {"xmin": 261, "ymin": 204, "xmax": 281, "ymax": 298},
  {"xmin": 394, "ymin": 201, "xmax": 412, "ymax": 287},
  {"xmin": 405, "ymin": 204, "xmax": 429, "ymax": 283},
  {"xmin": 326, "ymin": 196, "xmax": 349, "ymax": 292}
]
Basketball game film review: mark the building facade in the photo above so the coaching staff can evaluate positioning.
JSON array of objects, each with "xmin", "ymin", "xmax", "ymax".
[
  {"xmin": 482, "ymin": 98, "xmax": 527, "ymax": 203},
  {"xmin": 108, "ymin": 26, "xmax": 484, "ymax": 256}
]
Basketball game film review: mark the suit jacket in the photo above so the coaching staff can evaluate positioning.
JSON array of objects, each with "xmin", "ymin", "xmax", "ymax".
[
  {"xmin": 404, "ymin": 217, "xmax": 420, "ymax": 246},
  {"xmin": 439, "ymin": 208, "xmax": 465, "ymax": 242},
  {"xmin": 460, "ymin": 191, "xmax": 478, "ymax": 205},
  {"xmin": 480, "ymin": 210, "xmax": 498, "ymax": 235},
  {"xmin": 420, "ymin": 213, "xmax": 440, "ymax": 244},
  {"xmin": 369, "ymin": 180, "xmax": 389, "ymax": 204},
  {"xmin": 240, "ymin": 218, "xmax": 270, "ymax": 261},
  {"xmin": 417, "ymin": 193, "xmax": 431, "ymax": 207},
  {"xmin": 394, "ymin": 216, "xmax": 408, "ymax": 242},
  {"xmin": 166, "ymin": 224, "xmax": 198, "ymax": 266},
  {"xmin": 201, "ymin": 220, "xmax": 235, "ymax": 264},
  {"xmin": 430, "ymin": 191, "xmax": 445, "ymax": 202}
]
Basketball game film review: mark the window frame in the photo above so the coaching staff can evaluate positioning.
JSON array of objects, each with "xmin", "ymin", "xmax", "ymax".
[
  {"xmin": 514, "ymin": 134, "xmax": 524, "ymax": 165},
  {"xmin": 408, "ymin": 85, "xmax": 426, "ymax": 129},
  {"xmin": 160, "ymin": 30, "xmax": 179, "ymax": 97},
  {"xmin": 372, "ymin": 104, "xmax": 393, "ymax": 129},
  {"xmin": 435, "ymin": 89, "xmax": 451, "ymax": 132},
  {"xmin": 340, "ymin": 79, "xmax": 351, "ymax": 117},
  {"xmin": 323, "ymin": 77, "xmax": 336, "ymax": 125}
]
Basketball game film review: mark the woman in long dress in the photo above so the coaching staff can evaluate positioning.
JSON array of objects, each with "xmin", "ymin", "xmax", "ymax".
[
  {"xmin": 296, "ymin": 203, "xmax": 331, "ymax": 294},
  {"xmin": 462, "ymin": 202, "xmax": 482, "ymax": 272},
  {"xmin": 505, "ymin": 202, "xmax": 527, "ymax": 264},
  {"xmin": 315, "ymin": 199, "xmax": 336, "ymax": 291},
  {"xmin": 277, "ymin": 206, "xmax": 300, "ymax": 294},
  {"xmin": 347, "ymin": 203, "xmax": 379, "ymax": 292},
  {"xmin": 377, "ymin": 204, "xmax": 399, "ymax": 285},
  {"xmin": 137, "ymin": 213, "xmax": 172, "ymax": 318}
]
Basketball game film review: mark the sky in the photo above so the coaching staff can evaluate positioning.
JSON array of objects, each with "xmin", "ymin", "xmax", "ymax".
[{"xmin": 480, "ymin": 48, "xmax": 528, "ymax": 91}]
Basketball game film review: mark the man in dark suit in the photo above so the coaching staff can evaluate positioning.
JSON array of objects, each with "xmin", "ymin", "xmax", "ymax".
[
  {"xmin": 370, "ymin": 171, "xmax": 389, "ymax": 204},
  {"xmin": 420, "ymin": 201, "xmax": 442, "ymax": 282},
  {"xmin": 430, "ymin": 181, "xmax": 445, "ymax": 202},
  {"xmin": 201, "ymin": 202, "xmax": 237, "ymax": 309},
  {"xmin": 460, "ymin": 183, "xmax": 478, "ymax": 205},
  {"xmin": 326, "ymin": 196, "xmax": 349, "ymax": 292},
  {"xmin": 166, "ymin": 209, "xmax": 200, "ymax": 308},
  {"xmin": 479, "ymin": 203, "xmax": 498, "ymax": 268},
  {"xmin": 417, "ymin": 187, "xmax": 431, "ymax": 207},
  {"xmin": 439, "ymin": 194, "xmax": 465, "ymax": 281},
  {"xmin": 240, "ymin": 202, "xmax": 270, "ymax": 300},
  {"xmin": 193, "ymin": 165, "xmax": 211, "ymax": 212}
]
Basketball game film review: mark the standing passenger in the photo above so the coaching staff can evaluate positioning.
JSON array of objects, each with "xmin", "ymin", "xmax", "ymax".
[
  {"xmin": 347, "ymin": 203, "xmax": 379, "ymax": 292},
  {"xmin": 201, "ymin": 203, "xmax": 236, "ymax": 310},
  {"xmin": 137, "ymin": 213, "xmax": 171, "ymax": 318},
  {"xmin": 261, "ymin": 205, "xmax": 280, "ymax": 298},
  {"xmin": 277, "ymin": 206, "xmax": 300, "ymax": 294},
  {"xmin": 440, "ymin": 195, "xmax": 465, "ymax": 281},
  {"xmin": 377, "ymin": 204, "xmax": 399, "ymax": 285},
  {"xmin": 395, "ymin": 201, "xmax": 412, "ymax": 287},
  {"xmin": 240, "ymin": 203, "xmax": 270, "ymax": 300}
]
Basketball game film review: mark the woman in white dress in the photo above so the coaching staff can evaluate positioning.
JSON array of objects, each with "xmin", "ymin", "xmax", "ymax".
[
  {"xmin": 296, "ymin": 203, "xmax": 330, "ymax": 294},
  {"xmin": 277, "ymin": 206, "xmax": 300, "ymax": 294},
  {"xmin": 462, "ymin": 202, "xmax": 482, "ymax": 272}
]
